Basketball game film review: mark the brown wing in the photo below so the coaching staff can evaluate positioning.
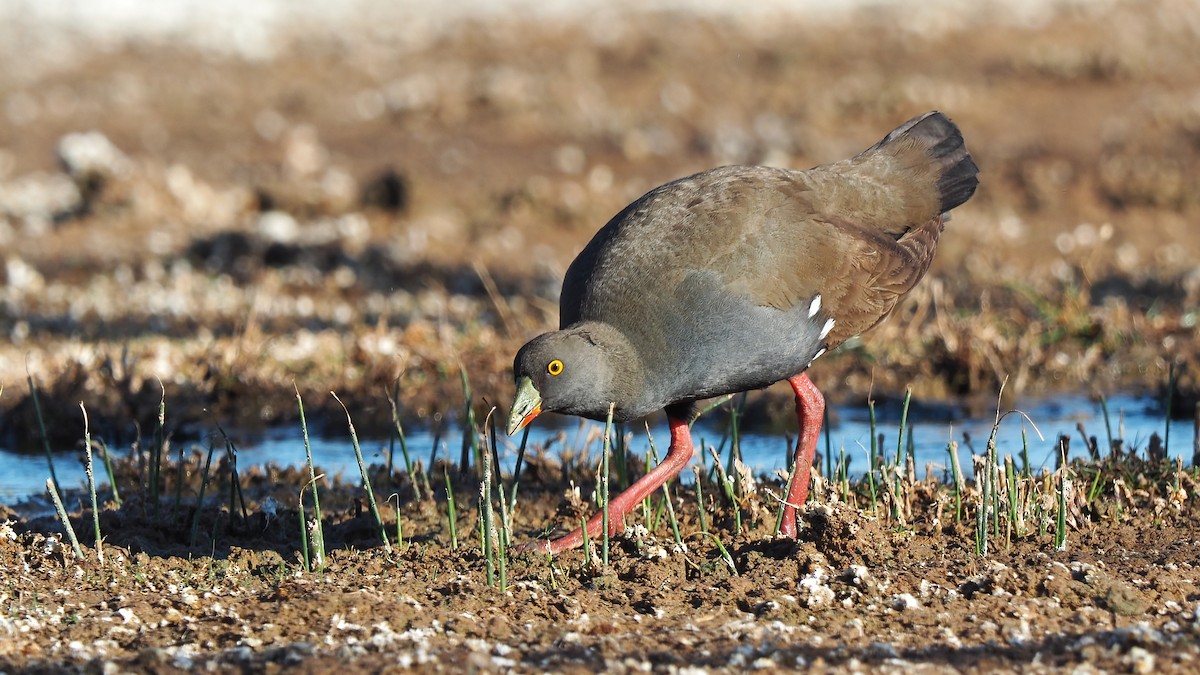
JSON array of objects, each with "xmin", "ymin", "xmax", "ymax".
[
  {"xmin": 811, "ymin": 214, "xmax": 944, "ymax": 347},
  {"xmin": 560, "ymin": 111, "xmax": 977, "ymax": 347},
  {"xmin": 691, "ymin": 178, "xmax": 945, "ymax": 350}
]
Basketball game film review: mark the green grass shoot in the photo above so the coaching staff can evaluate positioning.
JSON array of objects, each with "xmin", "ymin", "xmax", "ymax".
[
  {"xmin": 388, "ymin": 494, "xmax": 405, "ymax": 549},
  {"xmin": 508, "ymin": 424, "xmax": 532, "ymax": 527},
  {"xmin": 333, "ymin": 392, "xmax": 392, "ymax": 553},
  {"xmin": 298, "ymin": 491, "xmax": 311, "ymax": 573},
  {"xmin": 1099, "ymin": 394, "xmax": 1114, "ymax": 456},
  {"xmin": 892, "ymin": 386, "xmax": 913, "ymax": 520},
  {"xmin": 480, "ymin": 417, "xmax": 496, "ymax": 586},
  {"xmin": 580, "ymin": 516, "xmax": 592, "ymax": 569},
  {"xmin": 458, "ymin": 366, "xmax": 479, "ymax": 476},
  {"xmin": 172, "ymin": 437, "xmax": 185, "ymax": 523},
  {"xmin": 46, "ymin": 477, "xmax": 84, "ymax": 560},
  {"xmin": 1020, "ymin": 424, "xmax": 1031, "ymax": 478},
  {"xmin": 443, "ymin": 465, "xmax": 458, "ymax": 550},
  {"xmin": 298, "ymin": 473, "xmax": 326, "ymax": 572},
  {"xmin": 216, "ymin": 425, "xmax": 249, "ymax": 524},
  {"xmin": 773, "ymin": 457, "xmax": 798, "ymax": 535},
  {"xmin": 387, "ymin": 385, "xmax": 421, "ymax": 499},
  {"xmin": 97, "ymin": 438, "xmax": 121, "ymax": 508},
  {"xmin": 79, "ymin": 403, "xmax": 103, "ymax": 563},
  {"xmin": 189, "ymin": 439, "xmax": 217, "ymax": 549},
  {"xmin": 1164, "ymin": 362, "xmax": 1175, "ymax": 454},
  {"xmin": 1055, "ymin": 440, "xmax": 1069, "ymax": 550},
  {"xmin": 707, "ymin": 444, "xmax": 741, "ymax": 535},
  {"xmin": 28, "ymin": 375, "xmax": 62, "ymax": 498},
  {"xmin": 601, "ymin": 402, "xmax": 614, "ymax": 567},
  {"xmin": 152, "ymin": 381, "xmax": 165, "ymax": 521},
  {"xmin": 866, "ymin": 398, "xmax": 878, "ymax": 512},
  {"xmin": 295, "ymin": 388, "xmax": 326, "ymax": 567},
  {"xmin": 693, "ymin": 532, "xmax": 737, "ymax": 576},
  {"xmin": 947, "ymin": 439, "xmax": 963, "ymax": 523},
  {"xmin": 485, "ymin": 410, "xmax": 511, "ymax": 548}
]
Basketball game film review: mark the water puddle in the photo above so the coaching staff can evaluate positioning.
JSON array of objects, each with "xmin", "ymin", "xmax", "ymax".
[{"xmin": 1, "ymin": 393, "xmax": 1195, "ymax": 505}]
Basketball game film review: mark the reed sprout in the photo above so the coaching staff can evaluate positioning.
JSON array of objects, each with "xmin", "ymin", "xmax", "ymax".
[
  {"xmin": 80, "ymin": 403, "xmax": 103, "ymax": 563},
  {"xmin": 443, "ymin": 465, "xmax": 459, "ymax": 550},
  {"xmin": 601, "ymin": 403, "xmax": 614, "ymax": 567},
  {"xmin": 46, "ymin": 477, "xmax": 84, "ymax": 560},
  {"xmin": 333, "ymin": 392, "xmax": 391, "ymax": 552},
  {"xmin": 28, "ymin": 375, "xmax": 62, "ymax": 498}
]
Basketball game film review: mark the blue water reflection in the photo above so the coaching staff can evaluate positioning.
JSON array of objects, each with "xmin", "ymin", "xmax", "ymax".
[{"xmin": 1, "ymin": 394, "xmax": 1194, "ymax": 504}]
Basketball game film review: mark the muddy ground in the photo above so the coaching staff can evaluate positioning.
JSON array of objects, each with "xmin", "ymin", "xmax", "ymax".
[
  {"xmin": 2, "ymin": 449, "xmax": 1199, "ymax": 673},
  {"xmin": 2, "ymin": 0, "xmax": 1200, "ymax": 672}
]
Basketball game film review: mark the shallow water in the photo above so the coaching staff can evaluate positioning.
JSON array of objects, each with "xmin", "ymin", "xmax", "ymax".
[{"xmin": 1, "ymin": 393, "xmax": 1195, "ymax": 505}]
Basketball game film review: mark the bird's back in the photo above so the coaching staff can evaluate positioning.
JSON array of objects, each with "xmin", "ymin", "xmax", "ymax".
[{"xmin": 558, "ymin": 112, "xmax": 978, "ymax": 406}]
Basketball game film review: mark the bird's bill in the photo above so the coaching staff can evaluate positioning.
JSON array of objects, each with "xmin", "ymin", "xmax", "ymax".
[{"xmin": 506, "ymin": 376, "xmax": 543, "ymax": 436}]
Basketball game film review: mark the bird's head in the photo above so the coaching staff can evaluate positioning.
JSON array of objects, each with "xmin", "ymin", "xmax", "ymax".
[{"xmin": 506, "ymin": 329, "xmax": 618, "ymax": 435}]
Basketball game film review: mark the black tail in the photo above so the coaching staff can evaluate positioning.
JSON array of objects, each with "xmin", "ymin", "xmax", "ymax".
[{"xmin": 871, "ymin": 110, "xmax": 980, "ymax": 214}]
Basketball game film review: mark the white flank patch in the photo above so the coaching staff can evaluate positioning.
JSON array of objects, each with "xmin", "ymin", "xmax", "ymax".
[
  {"xmin": 808, "ymin": 294, "xmax": 821, "ymax": 318},
  {"xmin": 820, "ymin": 318, "xmax": 835, "ymax": 339},
  {"xmin": 808, "ymin": 347, "xmax": 827, "ymax": 368}
]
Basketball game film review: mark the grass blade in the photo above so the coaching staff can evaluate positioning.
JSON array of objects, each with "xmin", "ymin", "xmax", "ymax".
[
  {"xmin": 507, "ymin": 424, "xmax": 532, "ymax": 525},
  {"xmin": 28, "ymin": 375, "xmax": 62, "ymax": 498},
  {"xmin": 707, "ymin": 444, "xmax": 741, "ymax": 536},
  {"xmin": 297, "ymin": 473, "xmax": 325, "ymax": 573},
  {"xmin": 298, "ymin": 493, "xmax": 311, "ymax": 573},
  {"xmin": 97, "ymin": 438, "xmax": 121, "ymax": 508},
  {"xmin": 80, "ymin": 403, "xmax": 103, "ymax": 563},
  {"xmin": 190, "ymin": 439, "xmax": 217, "ymax": 549},
  {"xmin": 333, "ymin": 392, "xmax": 392, "ymax": 553},
  {"xmin": 1164, "ymin": 362, "xmax": 1175, "ymax": 455},
  {"xmin": 172, "ymin": 436, "xmax": 185, "ymax": 523},
  {"xmin": 1099, "ymin": 394, "xmax": 1115, "ymax": 457},
  {"xmin": 1192, "ymin": 402, "xmax": 1199, "ymax": 469},
  {"xmin": 580, "ymin": 516, "xmax": 592, "ymax": 570},
  {"xmin": 486, "ymin": 409, "xmax": 510, "ymax": 549},
  {"xmin": 893, "ymin": 387, "xmax": 912, "ymax": 520},
  {"xmin": 480, "ymin": 412, "xmax": 496, "ymax": 586},
  {"xmin": 947, "ymin": 439, "xmax": 963, "ymax": 524},
  {"xmin": 866, "ymin": 398, "xmax": 878, "ymax": 513},
  {"xmin": 773, "ymin": 457, "xmax": 798, "ymax": 535},
  {"xmin": 443, "ymin": 465, "xmax": 458, "ymax": 550},
  {"xmin": 295, "ymin": 387, "xmax": 326, "ymax": 567},
  {"xmin": 386, "ymin": 384, "xmax": 420, "ymax": 500},
  {"xmin": 46, "ymin": 477, "xmax": 84, "ymax": 560},
  {"xmin": 1020, "ymin": 425, "xmax": 1031, "ymax": 478},
  {"xmin": 216, "ymin": 426, "xmax": 249, "ymax": 525},
  {"xmin": 601, "ymin": 403, "xmax": 614, "ymax": 568},
  {"xmin": 459, "ymin": 366, "xmax": 479, "ymax": 477},
  {"xmin": 152, "ymin": 381, "xmax": 165, "ymax": 521},
  {"xmin": 1055, "ymin": 440, "xmax": 1068, "ymax": 550}
]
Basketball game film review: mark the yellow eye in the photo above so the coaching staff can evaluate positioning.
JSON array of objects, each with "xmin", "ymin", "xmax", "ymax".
[{"xmin": 547, "ymin": 359, "xmax": 564, "ymax": 376}]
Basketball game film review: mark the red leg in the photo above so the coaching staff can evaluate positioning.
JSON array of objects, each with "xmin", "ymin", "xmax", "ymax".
[
  {"xmin": 522, "ymin": 416, "xmax": 695, "ymax": 555},
  {"xmin": 780, "ymin": 372, "xmax": 825, "ymax": 537}
]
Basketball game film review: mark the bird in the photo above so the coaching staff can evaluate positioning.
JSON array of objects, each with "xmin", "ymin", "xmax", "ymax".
[{"xmin": 507, "ymin": 111, "xmax": 979, "ymax": 554}]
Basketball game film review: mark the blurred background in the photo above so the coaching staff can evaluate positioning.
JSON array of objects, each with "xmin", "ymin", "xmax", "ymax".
[{"xmin": 0, "ymin": 0, "xmax": 1198, "ymax": 447}]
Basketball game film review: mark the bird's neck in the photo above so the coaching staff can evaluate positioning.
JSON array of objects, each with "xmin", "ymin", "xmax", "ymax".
[{"xmin": 567, "ymin": 321, "xmax": 650, "ymax": 420}]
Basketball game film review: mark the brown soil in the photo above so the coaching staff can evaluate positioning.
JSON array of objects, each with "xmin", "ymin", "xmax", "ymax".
[
  {"xmin": 1, "ymin": 451, "xmax": 1198, "ymax": 673},
  {"xmin": 3, "ymin": 1, "xmax": 1200, "ymax": 672}
]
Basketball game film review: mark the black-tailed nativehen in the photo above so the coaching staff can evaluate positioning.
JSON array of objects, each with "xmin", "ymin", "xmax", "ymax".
[{"xmin": 508, "ymin": 111, "xmax": 979, "ymax": 553}]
